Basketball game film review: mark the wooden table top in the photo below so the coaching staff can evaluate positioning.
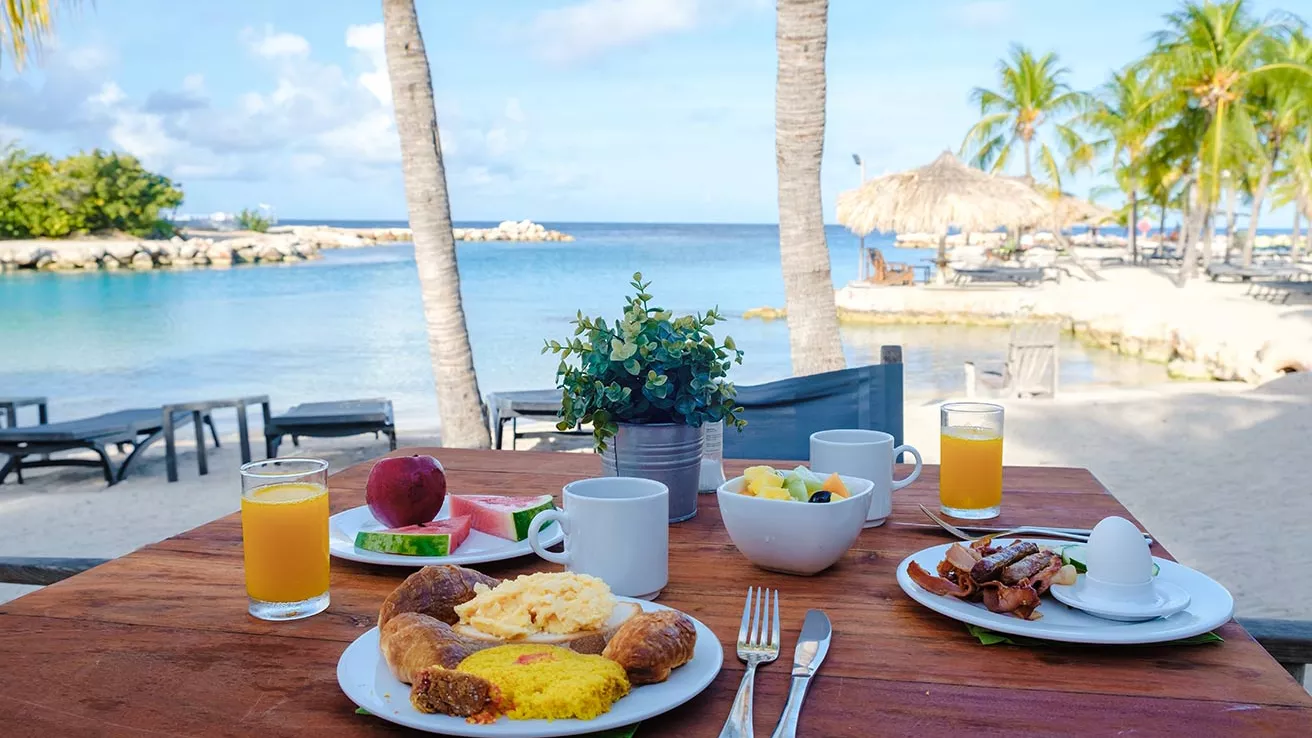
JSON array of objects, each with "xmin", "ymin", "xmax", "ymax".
[{"xmin": 2, "ymin": 449, "xmax": 1309, "ymax": 737}]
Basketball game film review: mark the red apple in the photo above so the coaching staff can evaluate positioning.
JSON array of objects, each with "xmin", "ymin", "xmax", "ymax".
[{"xmin": 365, "ymin": 454, "xmax": 447, "ymax": 528}]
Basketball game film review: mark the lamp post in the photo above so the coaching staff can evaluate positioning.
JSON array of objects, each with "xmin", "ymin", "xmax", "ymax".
[{"xmin": 853, "ymin": 154, "xmax": 866, "ymax": 280}]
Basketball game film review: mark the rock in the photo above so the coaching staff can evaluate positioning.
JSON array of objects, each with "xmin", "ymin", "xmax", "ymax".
[
  {"xmin": 1166, "ymin": 359, "xmax": 1213, "ymax": 381},
  {"xmin": 743, "ymin": 306, "xmax": 787, "ymax": 320},
  {"xmin": 104, "ymin": 242, "xmax": 140, "ymax": 261},
  {"xmin": 258, "ymin": 244, "xmax": 284, "ymax": 262},
  {"xmin": 130, "ymin": 251, "xmax": 155, "ymax": 270},
  {"xmin": 208, "ymin": 247, "xmax": 234, "ymax": 265}
]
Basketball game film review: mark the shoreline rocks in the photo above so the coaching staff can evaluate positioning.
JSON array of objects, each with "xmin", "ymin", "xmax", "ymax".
[
  {"xmin": 269, "ymin": 220, "xmax": 573, "ymax": 249},
  {"xmin": 0, "ymin": 233, "xmax": 321, "ymax": 273}
]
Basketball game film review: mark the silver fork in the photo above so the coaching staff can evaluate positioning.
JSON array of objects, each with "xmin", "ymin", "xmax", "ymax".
[
  {"xmin": 919, "ymin": 504, "xmax": 1096, "ymax": 543},
  {"xmin": 718, "ymin": 587, "xmax": 780, "ymax": 738}
]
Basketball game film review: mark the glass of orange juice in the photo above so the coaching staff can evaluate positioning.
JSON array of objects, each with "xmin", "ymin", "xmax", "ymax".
[
  {"xmin": 939, "ymin": 403, "xmax": 1004, "ymax": 519},
  {"xmin": 240, "ymin": 458, "xmax": 330, "ymax": 621}
]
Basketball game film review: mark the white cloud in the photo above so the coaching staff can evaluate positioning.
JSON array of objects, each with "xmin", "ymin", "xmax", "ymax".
[
  {"xmin": 347, "ymin": 23, "xmax": 391, "ymax": 106},
  {"xmin": 244, "ymin": 26, "xmax": 312, "ymax": 59},
  {"xmin": 951, "ymin": 1, "xmax": 1013, "ymax": 29},
  {"xmin": 528, "ymin": 0, "xmax": 763, "ymax": 63}
]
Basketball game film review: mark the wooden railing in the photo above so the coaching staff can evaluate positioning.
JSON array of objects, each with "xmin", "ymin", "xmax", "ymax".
[{"xmin": 0, "ymin": 557, "xmax": 1307, "ymax": 683}]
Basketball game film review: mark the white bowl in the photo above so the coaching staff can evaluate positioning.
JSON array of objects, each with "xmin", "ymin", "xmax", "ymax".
[{"xmin": 716, "ymin": 474, "xmax": 875, "ymax": 576}]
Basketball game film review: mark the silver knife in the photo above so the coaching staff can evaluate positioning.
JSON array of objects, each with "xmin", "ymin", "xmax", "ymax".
[
  {"xmin": 893, "ymin": 522, "xmax": 1151, "ymax": 539},
  {"xmin": 769, "ymin": 609, "xmax": 831, "ymax": 738}
]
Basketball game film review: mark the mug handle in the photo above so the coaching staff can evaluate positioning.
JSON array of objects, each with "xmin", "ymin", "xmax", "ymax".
[
  {"xmin": 527, "ymin": 509, "xmax": 570, "ymax": 566},
  {"xmin": 891, "ymin": 445, "xmax": 923, "ymax": 491}
]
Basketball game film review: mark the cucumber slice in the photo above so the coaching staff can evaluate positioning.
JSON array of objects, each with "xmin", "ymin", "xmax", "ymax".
[{"xmin": 1059, "ymin": 545, "xmax": 1159, "ymax": 576}]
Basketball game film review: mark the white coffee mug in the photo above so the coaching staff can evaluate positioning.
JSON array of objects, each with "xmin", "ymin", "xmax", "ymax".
[
  {"xmin": 810, "ymin": 429, "xmax": 923, "ymax": 528},
  {"xmin": 527, "ymin": 477, "xmax": 669, "ymax": 599}
]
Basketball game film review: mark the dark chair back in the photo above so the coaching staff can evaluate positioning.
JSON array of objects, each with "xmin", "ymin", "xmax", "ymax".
[{"xmin": 723, "ymin": 346, "xmax": 904, "ymax": 461}]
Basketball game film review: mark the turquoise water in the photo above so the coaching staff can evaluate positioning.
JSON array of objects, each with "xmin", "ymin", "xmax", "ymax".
[{"xmin": 0, "ymin": 223, "xmax": 1166, "ymax": 431}]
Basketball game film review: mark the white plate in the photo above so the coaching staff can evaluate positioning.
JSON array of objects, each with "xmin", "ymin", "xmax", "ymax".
[
  {"xmin": 896, "ymin": 539, "xmax": 1234, "ymax": 644},
  {"xmin": 330, "ymin": 501, "xmax": 564, "ymax": 567},
  {"xmin": 336, "ymin": 598, "xmax": 724, "ymax": 737}
]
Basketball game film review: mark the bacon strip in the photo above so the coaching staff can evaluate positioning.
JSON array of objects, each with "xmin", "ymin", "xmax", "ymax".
[
  {"xmin": 980, "ymin": 581, "xmax": 1042, "ymax": 618},
  {"xmin": 907, "ymin": 561, "xmax": 972, "ymax": 597}
]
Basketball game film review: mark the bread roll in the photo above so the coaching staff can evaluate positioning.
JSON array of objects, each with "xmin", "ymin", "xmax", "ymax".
[
  {"xmin": 379, "ymin": 612, "xmax": 491, "ymax": 683},
  {"xmin": 378, "ymin": 565, "xmax": 500, "ymax": 628},
  {"xmin": 601, "ymin": 610, "xmax": 696, "ymax": 684}
]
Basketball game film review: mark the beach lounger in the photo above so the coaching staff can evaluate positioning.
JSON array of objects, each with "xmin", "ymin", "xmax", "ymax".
[
  {"xmin": 964, "ymin": 322, "xmax": 1060, "ymax": 399},
  {"xmin": 1208, "ymin": 263, "xmax": 1298, "ymax": 282},
  {"xmin": 264, "ymin": 399, "xmax": 396, "ymax": 457},
  {"xmin": 722, "ymin": 346, "xmax": 905, "ymax": 461},
  {"xmin": 0, "ymin": 408, "xmax": 217, "ymax": 486},
  {"xmin": 487, "ymin": 389, "xmax": 591, "ymax": 450},
  {"xmin": 952, "ymin": 267, "xmax": 1046, "ymax": 287}
]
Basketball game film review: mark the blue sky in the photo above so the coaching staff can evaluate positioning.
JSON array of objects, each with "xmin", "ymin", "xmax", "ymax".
[{"xmin": 1, "ymin": 0, "xmax": 1301, "ymax": 224}]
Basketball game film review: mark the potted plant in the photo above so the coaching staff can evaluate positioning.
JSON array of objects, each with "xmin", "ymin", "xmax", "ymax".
[{"xmin": 544, "ymin": 273, "xmax": 745, "ymax": 522}]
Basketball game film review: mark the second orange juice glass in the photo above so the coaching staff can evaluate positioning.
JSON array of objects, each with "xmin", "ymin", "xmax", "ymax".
[{"xmin": 939, "ymin": 403, "xmax": 1003, "ymax": 519}]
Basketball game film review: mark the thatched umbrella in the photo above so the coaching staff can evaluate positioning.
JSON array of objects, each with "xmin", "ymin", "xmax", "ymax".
[
  {"xmin": 1050, "ymin": 195, "xmax": 1117, "ymax": 228},
  {"xmin": 836, "ymin": 151, "xmax": 1050, "ymax": 282}
]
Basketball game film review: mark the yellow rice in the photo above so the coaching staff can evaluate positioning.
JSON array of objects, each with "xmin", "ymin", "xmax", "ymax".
[{"xmin": 457, "ymin": 644, "xmax": 630, "ymax": 721}]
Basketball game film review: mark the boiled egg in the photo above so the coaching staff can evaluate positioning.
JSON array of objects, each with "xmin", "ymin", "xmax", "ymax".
[{"xmin": 1085, "ymin": 516, "xmax": 1152, "ymax": 585}]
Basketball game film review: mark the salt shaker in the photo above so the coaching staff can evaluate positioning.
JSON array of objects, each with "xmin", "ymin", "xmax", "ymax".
[{"xmin": 698, "ymin": 420, "xmax": 727, "ymax": 492}]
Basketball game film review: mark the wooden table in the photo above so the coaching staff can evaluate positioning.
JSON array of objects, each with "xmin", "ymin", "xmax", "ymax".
[{"xmin": 1, "ymin": 449, "xmax": 1309, "ymax": 736}]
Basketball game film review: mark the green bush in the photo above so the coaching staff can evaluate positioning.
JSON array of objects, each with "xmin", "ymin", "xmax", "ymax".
[
  {"xmin": 236, "ymin": 208, "xmax": 272, "ymax": 233},
  {"xmin": 0, "ymin": 147, "xmax": 184, "ymax": 239}
]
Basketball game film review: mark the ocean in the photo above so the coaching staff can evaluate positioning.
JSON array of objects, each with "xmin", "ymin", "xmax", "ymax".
[{"xmin": 0, "ymin": 222, "xmax": 1170, "ymax": 432}]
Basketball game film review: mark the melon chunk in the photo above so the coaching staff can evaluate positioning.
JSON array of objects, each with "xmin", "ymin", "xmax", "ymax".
[
  {"xmin": 449, "ymin": 494, "xmax": 556, "ymax": 541},
  {"xmin": 355, "ymin": 516, "xmax": 472, "ymax": 556}
]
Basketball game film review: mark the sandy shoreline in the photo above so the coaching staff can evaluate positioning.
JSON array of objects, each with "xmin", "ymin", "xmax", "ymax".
[{"xmin": 3, "ymin": 375, "xmax": 1309, "ymax": 625}]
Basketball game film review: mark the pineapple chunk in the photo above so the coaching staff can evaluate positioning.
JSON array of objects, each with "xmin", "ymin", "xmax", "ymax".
[
  {"xmin": 757, "ymin": 485, "xmax": 793, "ymax": 501},
  {"xmin": 820, "ymin": 473, "xmax": 850, "ymax": 498}
]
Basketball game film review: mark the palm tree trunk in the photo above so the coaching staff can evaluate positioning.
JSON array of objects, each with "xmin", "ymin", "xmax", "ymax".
[
  {"xmin": 775, "ymin": 0, "xmax": 844, "ymax": 376},
  {"xmin": 1202, "ymin": 210, "xmax": 1214, "ymax": 262},
  {"xmin": 381, "ymin": 0, "xmax": 490, "ymax": 448},
  {"xmin": 1292, "ymin": 205, "xmax": 1303, "ymax": 264},
  {"xmin": 1177, "ymin": 181, "xmax": 1204, "ymax": 286},
  {"xmin": 1159, "ymin": 201, "xmax": 1167, "ymax": 250},
  {"xmin": 1224, "ymin": 180, "xmax": 1237, "ymax": 264},
  {"xmin": 1241, "ymin": 148, "xmax": 1278, "ymax": 267},
  {"xmin": 1129, "ymin": 191, "xmax": 1139, "ymax": 264},
  {"xmin": 1022, "ymin": 136, "xmax": 1033, "ymax": 181}
]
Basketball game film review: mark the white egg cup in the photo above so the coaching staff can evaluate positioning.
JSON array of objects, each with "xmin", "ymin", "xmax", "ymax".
[{"xmin": 1050, "ymin": 572, "xmax": 1191, "ymax": 622}]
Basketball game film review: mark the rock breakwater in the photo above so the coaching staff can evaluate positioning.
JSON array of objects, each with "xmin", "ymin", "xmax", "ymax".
[
  {"xmin": 0, "ymin": 234, "xmax": 321, "ymax": 272},
  {"xmin": 272, "ymin": 220, "xmax": 573, "ymax": 249}
]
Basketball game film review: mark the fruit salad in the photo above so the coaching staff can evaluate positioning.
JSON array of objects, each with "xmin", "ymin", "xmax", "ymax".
[{"xmin": 739, "ymin": 465, "xmax": 850, "ymax": 503}]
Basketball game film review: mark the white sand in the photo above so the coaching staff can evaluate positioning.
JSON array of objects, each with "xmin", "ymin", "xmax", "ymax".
[{"xmin": 3, "ymin": 379, "xmax": 1309, "ymax": 625}]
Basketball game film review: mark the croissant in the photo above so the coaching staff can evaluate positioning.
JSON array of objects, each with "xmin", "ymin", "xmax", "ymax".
[
  {"xmin": 378, "ymin": 565, "xmax": 500, "ymax": 628},
  {"xmin": 380, "ymin": 612, "xmax": 492, "ymax": 684},
  {"xmin": 601, "ymin": 610, "xmax": 696, "ymax": 685}
]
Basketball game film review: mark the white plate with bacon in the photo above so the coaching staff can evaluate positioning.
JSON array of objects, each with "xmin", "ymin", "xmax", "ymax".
[{"xmin": 896, "ymin": 538, "xmax": 1234, "ymax": 644}]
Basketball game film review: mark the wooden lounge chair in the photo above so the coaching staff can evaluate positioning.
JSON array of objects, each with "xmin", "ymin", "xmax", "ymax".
[
  {"xmin": 866, "ymin": 248, "xmax": 915, "ymax": 286},
  {"xmin": 0, "ymin": 408, "xmax": 217, "ymax": 485},
  {"xmin": 964, "ymin": 322, "xmax": 1060, "ymax": 398},
  {"xmin": 487, "ymin": 389, "xmax": 590, "ymax": 450},
  {"xmin": 264, "ymin": 399, "xmax": 396, "ymax": 457},
  {"xmin": 723, "ymin": 346, "xmax": 905, "ymax": 461}
]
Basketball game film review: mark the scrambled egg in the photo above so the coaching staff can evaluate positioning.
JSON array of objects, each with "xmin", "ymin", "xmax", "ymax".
[{"xmin": 454, "ymin": 572, "xmax": 616, "ymax": 640}]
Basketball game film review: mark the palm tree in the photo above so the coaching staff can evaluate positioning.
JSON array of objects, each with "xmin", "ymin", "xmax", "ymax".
[
  {"xmin": 1238, "ymin": 29, "xmax": 1312, "ymax": 265},
  {"xmin": 1, "ymin": 0, "xmax": 75, "ymax": 69},
  {"xmin": 381, "ymin": 0, "xmax": 490, "ymax": 448},
  {"xmin": 775, "ymin": 0, "xmax": 844, "ymax": 376},
  {"xmin": 1145, "ymin": 0, "xmax": 1312, "ymax": 275},
  {"xmin": 1083, "ymin": 66, "xmax": 1161, "ymax": 263},
  {"xmin": 961, "ymin": 44, "xmax": 1091, "ymax": 188}
]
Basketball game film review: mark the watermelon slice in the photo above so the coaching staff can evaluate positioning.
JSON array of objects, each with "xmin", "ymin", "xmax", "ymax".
[
  {"xmin": 448, "ymin": 494, "xmax": 555, "ymax": 542},
  {"xmin": 355, "ymin": 516, "xmax": 471, "ymax": 556}
]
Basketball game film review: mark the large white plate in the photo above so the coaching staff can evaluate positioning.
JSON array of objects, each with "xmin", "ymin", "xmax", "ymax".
[
  {"xmin": 337, "ymin": 598, "xmax": 724, "ymax": 737},
  {"xmin": 896, "ymin": 539, "xmax": 1235, "ymax": 645},
  {"xmin": 330, "ymin": 500, "xmax": 564, "ymax": 567}
]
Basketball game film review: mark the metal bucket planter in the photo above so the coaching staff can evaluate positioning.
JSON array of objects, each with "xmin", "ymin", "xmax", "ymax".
[{"xmin": 600, "ymin": 422, "xmax": 704, "ymax": 523}]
